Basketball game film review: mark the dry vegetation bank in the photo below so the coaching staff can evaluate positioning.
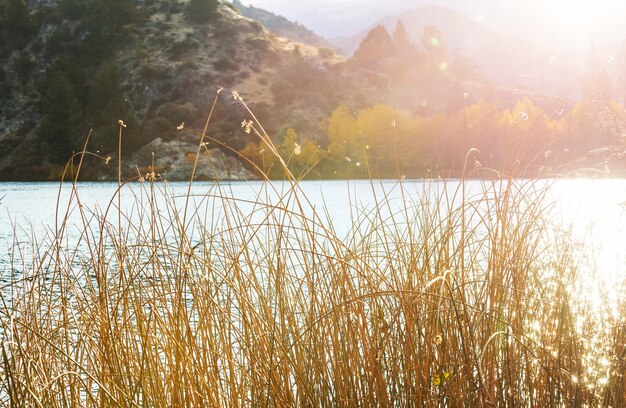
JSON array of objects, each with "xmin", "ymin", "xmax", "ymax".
[{"xmin": 0, "ymin": 93, "xmax": 624, "ymax": 406}]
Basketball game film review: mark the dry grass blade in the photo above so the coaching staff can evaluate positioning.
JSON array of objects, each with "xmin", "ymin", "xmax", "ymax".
[{"xmin": 0, "ymin": 93, "xmax": 624, "ymax": 407}]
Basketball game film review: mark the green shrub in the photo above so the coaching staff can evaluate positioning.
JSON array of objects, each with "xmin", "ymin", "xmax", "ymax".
[
  {"xmin": 58, "ymin": 0, "xmax": 87, "ymax": 20},
  {"xmin": 38, "ymin": 72, "xmax": 83, "ymax": 164},
  {"xmin": 139, "ymin": 64, "xmax": 170, "ymax": 81},
  {"xmin": 213, "ymin": 57, "xmax": 239, "ymax": 71},
  {"xmin": 179, "ymin": 58, "xmax": 199, "ymax": 70},
  {"xmin": 146, "ymin": 116, "xmax": 176, "ymax": 140},
  {"xmin": 16, "ymin": 120, "xmax": 35, "ymax": 136},
  {"xmin": 156, "ymin": 102, "xmax": 198, "ymax": 125},
  {"xmin": 158, "ymin": 0, "xmax": 172, "ymax": 13},
  {"xmin": 212, "ymin": 19, "xmax": 239, "ymax": 39},
  {"xmin": 14, "ymin": 53, "xmax": 36, "ymax": 85},
  {"xmin": 168, "ymin": 38, "xmax": 200, "ymax": 59},
  {"xmin": 0, "ymin": 65, "xmax": 7, "ymax": 92},
  {"xmin": 0, "ymin": 0, "xmax": 36, "ymax": 49},
  {"xmin": 245, "ymin": 37, "xmax": 270, "ymax": 53},
  {"xmin": 270, "ymin": 77, "xmax": 297, "ymax": 104}
]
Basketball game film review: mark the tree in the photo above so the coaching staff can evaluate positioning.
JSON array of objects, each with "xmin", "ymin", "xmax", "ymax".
[
  {"xmin": 188, "ymin": 0, "xmax": 219, "ymax": 24},
  {"xmin": 562, "ymin": 101, "xmax": 618, "ymax": 154},
  {"xmin": 88, "ymin": 63, "xmax": 123, "ymax": 124},
  {"xmin": 498, "ymin": 98, "xmax": 558, "ymax": 169},
  {"xmin": 353, "ymin": 25, "xmax": 395, "ymax": 65},
  {"xmin": 87, "ymin": 0, "xmax": 140, "ymax": 33},
  {"xmin": 327, "ymin": 106, "xmax": 361, "ymax": 165},
  {"xmin": 619, "ymin": 40, "xmax": 626, "ymax": 107},
  {"xmin": 39, "ymin": 73, "xmax": 83, "ymax": 164},
  {"xmin": 278, "ymin": 128, "xmax": 323, "ymax": 178},
  {"xmin": 392, "ymin": 19, "xmax": 420, "ymax": 70},
  {"xmin": 356, "ymin": 104, "xmax": 429, "ymax": 175},
  {"xmin": 449, "ymin": 49, "xmax": 481, "ymax": 82},
  {"xmin": 0, "ymin": 66, "xmax": 9, "ymax": 99},
  {"xmin": 393, "ymin": 20, "xmax": 412, "ymax": 53},
  {"xmin": 327, "ymin": 105, "xmax": 432, "ymax": 177},
  {"xmin": 327, "ymin": 105, "xmax": 369, "ymax": 177},
  {"xmin": 459, "ymin": 101, "xmax": 501, "ymax": 167},
  {"xmin": 239, "ymin": 140, "xmax": 277, "ymax": 176},
  {"xmin": 0, "ymin": 0, "xmax": 34, "ymax": 48},
  {"xmin": 88, "ymin": 64, "xmax": 142, "ymax": 152},
  {"xmin": 582, "ymin": 46, "xmax": 613, "ymax": 102},
  {"xmin": 84, "ymin": 0, "xmax": 143, "ymax": 59},
  {"xmin": 58, "ymin": 0, "xmax": 87, "ymax": 20},
  {"xmin": 421, "ymin": 25, "xmax": 448, "ymax": 68},
  {"xmin": 445, "ymin": 81, "xmax": 467, "ymax": 114}
]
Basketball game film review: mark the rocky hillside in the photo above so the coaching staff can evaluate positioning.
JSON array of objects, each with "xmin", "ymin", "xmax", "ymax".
[{"xmin": 0, "ymin": 0, "xmax": 343, "ymax": 180}]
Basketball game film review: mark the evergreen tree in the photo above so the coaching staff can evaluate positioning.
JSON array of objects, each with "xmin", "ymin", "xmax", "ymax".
[
  {"xmin": 353, "ymin": 25, "xmax": 395, "ymax": 65},
  {"xmin": 88, "ymin": 63, "xmax": 123, "ymax": 124},
  {"xmin": 620, "ymin": 40, "xmax": 626, "ymax": 107},
  {"xmin": 88, "ymin": 63, "xmax": 143, "ymax": 152},
  {"xmin": 0, "ymin": 0, "xmax": 34, "ymax": 48},
  {"xmin": 421, "ymin": 25, "xmax": 448, "ymax": 68},
  {"xmin": 58, "ymin": 0, "xmax": 87, "ymax": 20},
  {"xmin": 449, "ymin": 50, "xmax": 481, "ymax": 81},
  {"xmin": 80, "ymin": 0, "xmax": 142, "ymax": 65},
  {"xmin": 39, "ymin": 73, "xmax": 83, "ymax": 164},
  {"xmin": 0, "ymin": 66, "xmax": 9, "ymax": 99},
  {"xmin": 582, "ymin": 46, "xmax": 612, "ymax": 102},
  {"xmin": 88, "ymin": 0, "xmax": 140, "ymax": 33},
  {"xmin": 188, "ymin": 0, "xmax": 219, "ymax": 24},
  {"xmin": 393, "ymin": 20, "xmax": 412, "ymax": 52}
]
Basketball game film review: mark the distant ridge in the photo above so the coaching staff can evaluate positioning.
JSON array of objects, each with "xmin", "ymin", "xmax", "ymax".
[
  {"xmin": 333, "ymin": 4, "xmax": 575, "ymax": 97},
  {"xmin": 334, "ymin": 5, "xmax": 485, "ymax": 56},
  {"xmin": 231, "ymin": 0, "xmax": 335, "ymax": 50}
]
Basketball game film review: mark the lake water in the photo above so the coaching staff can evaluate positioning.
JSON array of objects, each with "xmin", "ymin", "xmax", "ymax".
[{"xmin": 0, "ymin": 179, "xmax": 624, "ymax": 297}]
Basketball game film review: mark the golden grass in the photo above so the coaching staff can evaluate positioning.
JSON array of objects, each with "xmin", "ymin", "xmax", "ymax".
[{"xmin": 0, "ymin": 91, "xmax": 624, "ymax": 406}]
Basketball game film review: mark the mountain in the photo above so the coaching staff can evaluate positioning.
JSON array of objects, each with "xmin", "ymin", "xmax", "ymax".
[
  {"xmin": 0, "ymin": 0, "xmax": 343, "ymax": 180},
  {"xmin": 230, "ymin": 0, "xmax": 335, "ymax": 50},
  {"xmin": 2, "ymin": 1, "xmax": 621, "ymax": 180},
  {"xmin": 241, "ymin": 0, "xmax": 449, "ymax": 39},
  {"xmin": 333, "ymin": 5, "xmax": 578, "ymax": 98}
]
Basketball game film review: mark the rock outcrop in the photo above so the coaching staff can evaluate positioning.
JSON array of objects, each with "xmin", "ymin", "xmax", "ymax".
[{"xmin": 131, "ymin": 138, "xmax": 256, "ymax": 181}]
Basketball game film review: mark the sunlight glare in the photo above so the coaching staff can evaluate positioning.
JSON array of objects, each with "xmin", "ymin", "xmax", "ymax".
[
  {"xmin": 555, "ymin": 180, "xmax": 625, "ymax": 306},
  {"xmin": 551, "ymin": 180, "xmax": 626, "ymax": 389},
  {"xmin": 536, "ymin": 0, "xmax": 625, "ymax": 44}
]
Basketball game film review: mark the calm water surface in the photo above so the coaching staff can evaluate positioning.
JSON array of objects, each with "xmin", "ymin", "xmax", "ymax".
[
  {"xmin": 0, "ymin": 179, "xmax": 624, "ymax": 287},
  {"xmin": 0, "ymin": 179, "xmax": 623, "ymax": 393}
]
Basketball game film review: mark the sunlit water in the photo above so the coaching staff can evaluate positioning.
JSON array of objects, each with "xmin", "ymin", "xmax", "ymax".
[
  {"xmin": 546, "ymin": 180, "xmax": 626, "ymax": 333},
  {"xmin": 0, "ymin": 179, "xmax": 624, "ymax": 277},
  {"xmin": 0, "ymin": 179, "xmax": 624, "ymax": 388}
]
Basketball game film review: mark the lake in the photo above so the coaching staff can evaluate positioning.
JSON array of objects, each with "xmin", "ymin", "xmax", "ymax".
[
  {"xmin": 0, "ymin": 178, "xmax": 625, "ymax": 400},
  {"xmin": 0, "ymin": 178, "xmax": 624, "ymax": 300}
]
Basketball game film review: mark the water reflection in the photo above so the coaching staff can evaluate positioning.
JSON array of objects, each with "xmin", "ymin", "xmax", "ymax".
[
  {"xmin": 551, "ymin": 180, "xmax": 625, "ymax": 310},
  {"xmin": 1, "ymin": 179, "xmax": 624, "ymax": 276}
]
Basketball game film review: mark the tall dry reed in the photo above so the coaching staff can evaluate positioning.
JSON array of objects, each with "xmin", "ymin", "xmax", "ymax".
[{"xmin": 0, "ymin": 90, "xmax": 624, "ymax": 407}]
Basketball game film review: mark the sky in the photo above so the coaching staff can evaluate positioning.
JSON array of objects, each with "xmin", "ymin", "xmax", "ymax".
[{"xmin": 233, "ymin": 0, "xmax": 625, "ymax": 52}]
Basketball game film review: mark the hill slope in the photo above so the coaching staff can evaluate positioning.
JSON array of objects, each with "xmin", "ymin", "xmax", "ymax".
[
  {"xmin": 231, "ymin": 0, "xmax": 335, "ymax": 50},
  {"xmin": 0, "ymin": 0, "xmax": 342, "ymax": 180}
]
